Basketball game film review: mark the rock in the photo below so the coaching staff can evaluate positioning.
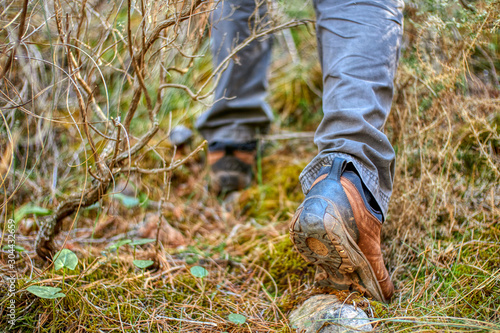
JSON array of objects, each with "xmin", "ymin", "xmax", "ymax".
[
  {"xmin": 169, "ymin": 125, "xmax": 193, "ymax": 146},
  {"xmin": 289, "ymin": 294, "xmax": 373, "ymax": 333}
]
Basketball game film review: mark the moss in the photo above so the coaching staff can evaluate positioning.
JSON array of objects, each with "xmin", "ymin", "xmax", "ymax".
[
  {"xmin": 257, "ymin": 237, "xmax": 315, "ymax": 293},
  {"xmin": 238, "ymin": 158, "xmax": 307, "ymax": 220},
  {"xmin": 371, "ymin": 301, "xmax": 390, "ymax": 320}
]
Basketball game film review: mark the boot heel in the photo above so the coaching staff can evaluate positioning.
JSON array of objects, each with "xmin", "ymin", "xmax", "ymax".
[{"xmin": 289, "ymin": 200, "xmax": 354, "ymax": 291}]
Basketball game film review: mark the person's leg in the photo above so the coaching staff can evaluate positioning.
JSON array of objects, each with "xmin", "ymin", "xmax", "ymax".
[
  {"xmin": 290, "ymin": 0, "xmax": 404, "ymax": 302},
  {"xmin": 195, "ymin": 0, "xmax": 273, "ymax": 145},
  {"xmin": 301, "ymin": 0, "xmax": 404, "ymax": 217}
]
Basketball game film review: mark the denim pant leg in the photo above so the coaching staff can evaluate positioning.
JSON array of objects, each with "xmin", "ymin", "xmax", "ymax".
[
  {"xmin": 195, "ymin": 0, "xmax": 274, "ymax": 144},
  {"xmin": 299, "ymin": 0, "xmax": 404, "ymax": 218}
]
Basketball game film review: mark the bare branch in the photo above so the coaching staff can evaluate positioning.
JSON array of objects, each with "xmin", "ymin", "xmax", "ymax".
[
  {"xmin": 119, "ymin": 140, "xmax": 207, "ymax": 174},
  {"xmin": 0, "ymin": 0, "xmax": 28, "ymax": 80}
]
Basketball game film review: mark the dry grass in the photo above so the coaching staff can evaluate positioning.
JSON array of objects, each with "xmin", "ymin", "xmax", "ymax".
[{"xmin": 1, "ymin": 0, "xmax": 500, "ymax": 332}]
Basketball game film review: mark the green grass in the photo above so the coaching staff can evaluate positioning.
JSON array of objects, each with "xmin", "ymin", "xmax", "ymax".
[{"xmin": 1, "ymin": 0, "xmax": 500, "ymax": 331}]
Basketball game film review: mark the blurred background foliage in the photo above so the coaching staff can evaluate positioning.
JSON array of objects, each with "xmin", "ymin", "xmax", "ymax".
[{"xmin": 0, "ymin": 0, "xmax": 499, "ymax": 331}]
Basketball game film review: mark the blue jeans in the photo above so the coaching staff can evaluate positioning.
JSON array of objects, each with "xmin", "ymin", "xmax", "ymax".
[{"xmin": 196, "ymin": 0, "xmax": 404, "ymax": 218}]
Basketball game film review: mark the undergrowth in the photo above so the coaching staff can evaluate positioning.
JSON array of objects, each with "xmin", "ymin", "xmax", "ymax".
[{"xmin": 1, "ymin": 0, "xmax": 500, "ymax": 332}]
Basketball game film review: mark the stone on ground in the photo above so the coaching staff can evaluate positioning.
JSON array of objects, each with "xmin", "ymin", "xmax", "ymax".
[{"xmin": 289, "ymin": 294, "xmax": 373, "ymax": 333}]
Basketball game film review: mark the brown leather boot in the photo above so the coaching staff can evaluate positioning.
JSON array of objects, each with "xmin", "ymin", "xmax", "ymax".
[
  {"xmin": 289, "ymin": 157, "xmax": 394, "ymax": 303},
  {"xmin": 207, "ymin": 141, "xmax": 256, "ymax": 194}
]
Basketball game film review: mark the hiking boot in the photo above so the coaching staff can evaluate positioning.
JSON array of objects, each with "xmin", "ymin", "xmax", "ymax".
[
  {"xmin": 289, "ymin": 157, "xmax": 394, "ymax": 303},
  {"xmin": 207, "ymin": 141, "xmax": 256, "ymax": 194}
]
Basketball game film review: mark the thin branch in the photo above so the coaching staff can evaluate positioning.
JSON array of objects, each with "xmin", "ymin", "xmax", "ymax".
[
  {"xmin": 158, "ymin": 19, "xmax": 312, "ymax": 103},
  {"xmin": 119, "ymin": 140, "xmax": 206, "ymax": 174},
  {"xmin": 115, "ymin": 122, "xmax": 159, "ymax": 164},
  {"xmin": 140, "ymin": 0, "xmax": 204, "ymax": 59},
  {"xmin": 127, "ymin": 0, "xmax": 152, "ymax": 111},
  {"xmin": 87, "ymin": 122, "xmax": 119, "ymax": 141},
  {"xmin": 0, "ymin": 0, "xmax": 29, "ymax": 80}
]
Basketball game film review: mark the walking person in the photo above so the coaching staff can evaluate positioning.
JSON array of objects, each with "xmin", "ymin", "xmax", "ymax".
[{"xmin": 196, "ymin": 0, "xmax": 404, "ymax": 302}]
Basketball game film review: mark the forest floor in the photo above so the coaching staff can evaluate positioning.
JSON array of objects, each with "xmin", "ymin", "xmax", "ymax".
[{"xmin": 1, "ymin": 0, "xmax": 500, "ymax": 332}]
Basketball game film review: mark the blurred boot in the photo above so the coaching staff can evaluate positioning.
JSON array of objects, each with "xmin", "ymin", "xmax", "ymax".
[{"xmin": 207, "ymin": 141, "xmax": 256, "ymax": 194}]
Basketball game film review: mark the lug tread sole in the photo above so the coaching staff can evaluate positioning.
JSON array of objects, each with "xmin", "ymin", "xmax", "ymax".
[{"xmin": 290, "ymin": 205, "xmax": 386, "ymax": 302}]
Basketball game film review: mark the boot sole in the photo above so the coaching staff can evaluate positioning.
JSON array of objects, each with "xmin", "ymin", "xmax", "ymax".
[{"xmin": 290, "ymin": 196, "xmax": 387, "ymax": 303}]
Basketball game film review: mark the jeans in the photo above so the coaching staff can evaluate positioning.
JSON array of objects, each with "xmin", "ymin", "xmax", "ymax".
[{"xmin": 195, "ymin": 0, "xmax": 404, "ymax": 218}]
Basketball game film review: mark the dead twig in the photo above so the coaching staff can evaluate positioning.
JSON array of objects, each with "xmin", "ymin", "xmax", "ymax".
[{"xmin": 0, "ymin": 0, "xmax": 28, "ymax": 80}]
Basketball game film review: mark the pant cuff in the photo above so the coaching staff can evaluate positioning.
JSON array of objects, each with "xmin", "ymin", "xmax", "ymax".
[
  {"xmin": 199, "ymin": 124, "xmax": 265, "ymax": 144},
  {"xmin": 299, "ymin": 152, "xmax": 391, "ymax": 219}
]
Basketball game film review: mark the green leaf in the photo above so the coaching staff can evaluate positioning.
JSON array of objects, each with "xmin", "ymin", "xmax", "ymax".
[
  {"xmin": 138, "ymin": 192, "xmax": 150, "ymax": 207},
  {"xmin": 107, "ymin": 239, "xmax": 132, "ymax": 251},
  {"xmin": 14, "ymin": 204, "xmax": 52, "ymax": 223},
  {"xmin": 130, "ymin": 238, "xmax": 156, "ymax": 246},
  {"xmin": 228, "ymin": 313, "xmax": 246, "ymax": 325},
  {"xmin": 14, "ymin": 245, "xmax": 25, "ymax": 252},
  {"xmin": 113, "ymin": 193, "xmax": 140, "ymax": 208},
  {"xmin": 190, "ymin": 266, "xmax": 208, "ymax": 278},
  {"xmin": 26, "ymin": 286, "xmax": 66, "ymax": 299},
  {"xmin": 53, "ymin": 249, "xmax": 78, "ymax": 271},
  {"xmin": 2, "ymin": 245, "xmax": 25, "ymax": 252},
  {"xmin": 133, "ymin": 259, "xmax": 154, "ymax": 269}
]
